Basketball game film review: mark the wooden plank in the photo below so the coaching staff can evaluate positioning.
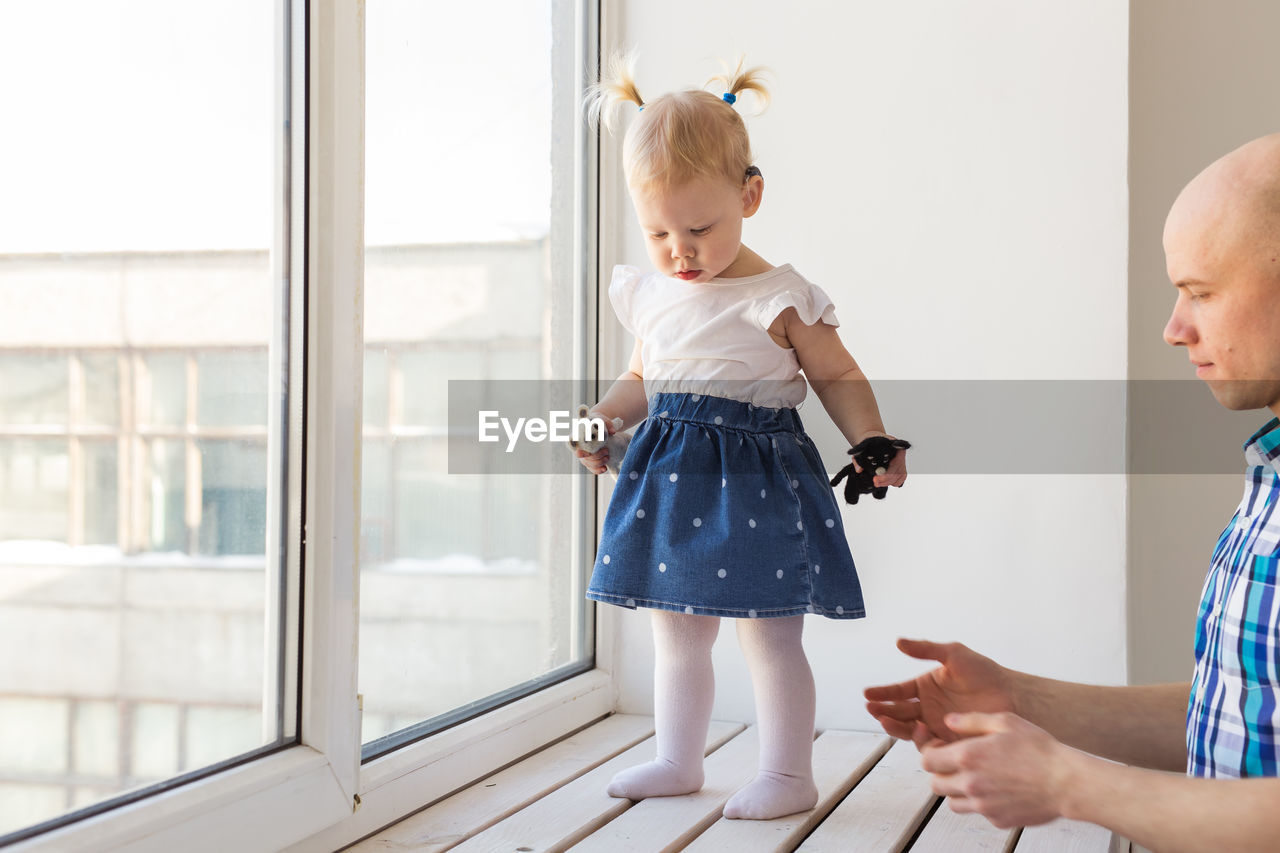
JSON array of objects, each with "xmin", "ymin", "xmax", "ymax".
[
  {"xmin": 913, "ymin": 803, "xmax": 1020, "ymax": 853},
  {"xmin": 448, "ymin": 719, "xmax": 745, "ymax": 853},
  {"xmin": 570, "ymin": 726, "xmax": 762, "ymax": 852},
  {"xmin": 684, "ymin": 730, "xmax": 892, "ymax": 852},
  {"xmin": 1014, "ymin": 818, "xmax": 1122, "ymax": 852},
  {"xmin": 348, "ymin": 714, "xmax": 656, "ymax": 851},
  {"xmin": 797, "ymin": 739, "xmax": 937, "ymax": 853}
]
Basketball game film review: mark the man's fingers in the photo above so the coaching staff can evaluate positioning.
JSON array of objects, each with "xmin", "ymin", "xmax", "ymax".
[
  {"xmin": 863, "ymin": 682, "xmax": 918, "ymax": 703},
  {"xmin": 865, "ymin": 699, "xmax": 920, "ymax": 723},
  {"xmin": 920, "ymin": 740, "xmax": 966, "ymax": 774},
  {"xmin": 869, "ymin": 714, "xmax": 915, "ymax": 741},
  {"xmin": 944, "ymin": 712, "xmax": 1008, "ymax": 737},
  {"xmin": 911, "ymin": 720, "xmax": 937, "ymax": 750},
  {"xmin": 895, "ymin": 637, "xmax": 952, "ymax": 664}
]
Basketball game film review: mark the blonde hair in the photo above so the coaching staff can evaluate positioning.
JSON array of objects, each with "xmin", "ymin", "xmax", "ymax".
[{"xmin": 585, "ymin": 54, "xmax": 769, "ymax": 191}]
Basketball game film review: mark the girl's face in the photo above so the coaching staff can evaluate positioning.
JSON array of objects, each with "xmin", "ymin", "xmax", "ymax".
[{"xmin": 629, "ymin": 174, "xmax": 763, "ymax": 283}]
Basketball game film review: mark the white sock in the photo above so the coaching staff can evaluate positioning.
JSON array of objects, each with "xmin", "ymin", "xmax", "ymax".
[
  {"xmin": 607, "ymin": 610, "xmax": 719, "ymax": 799},
  {"xmin": 723, "ymin": 615, "xmax": 819, "ymax": 820}
]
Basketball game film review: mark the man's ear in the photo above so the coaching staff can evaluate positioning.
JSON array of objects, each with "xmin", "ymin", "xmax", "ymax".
[{"xmin": 742, "ymin": 174, "xmax": 764, "ymax": 218}]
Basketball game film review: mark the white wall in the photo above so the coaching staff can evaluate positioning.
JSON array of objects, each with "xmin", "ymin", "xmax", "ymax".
[
  {"xmin": 602, "ymin": 0, "xmax": 1131, "ymax": 730},
  {"xmin": 1127, "ymin": 0, "xmax": 1280, "ymax": 683}
]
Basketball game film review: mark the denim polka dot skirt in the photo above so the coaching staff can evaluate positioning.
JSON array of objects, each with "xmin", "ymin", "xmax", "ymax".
[{"xmin": 588, "ymin": 392, "xmax": 866, "ymax": 619}]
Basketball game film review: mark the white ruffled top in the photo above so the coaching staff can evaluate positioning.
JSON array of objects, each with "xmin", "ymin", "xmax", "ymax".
[{"xmin": 608, "ymin": 263, "xmax": 840, "ymax": 409}]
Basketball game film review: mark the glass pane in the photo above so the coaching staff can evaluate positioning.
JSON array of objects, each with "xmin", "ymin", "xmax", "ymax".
[
  {"xmin": 197, "ymin": 440, "xmax": 267, "ymax": 556},
  {"xmin": 197, "ymin": 351, "xmax": 268, "ymax": 428},
  {"xmin": 400, "ymin": 350, "xmax": 475, "ymax": 428},
  {"xmin": 392, "ymin": 440, "xmax": 482, "ymax": 561},
  {"xmin": 0, "ymin": 354, "xmax": 68, "ymax": 426},
  {"xmin": 147, "ymin": 439, "xmax": 188, "ymax": 554},
  {"xmin": 82, "ymin": 440, "xmax": 118, "ymax": 547},
  {"xmin": 0, "ymin": 439, "xmax": 69, "ymax": 542},
  {"xmin": 364, "ymin": 347, "xmax": 389, "ymax": 431},
  {"xmin": 360, "ymin": 440, "xmax": 392, "ymax": 565},
  {"xmin": 360, "ymin": 0, "xmax": 591, "ymax": 752},
  {"xmin": 0, "ymin": 0, "xmax": 289, "ymax": 839},
  {"xmin": 143, "ymin": 353, "xmax": 188, "ymax": 429},
  {"xmin": 81, "ymin": 353, "xmax": 120, "ymax": 428}
]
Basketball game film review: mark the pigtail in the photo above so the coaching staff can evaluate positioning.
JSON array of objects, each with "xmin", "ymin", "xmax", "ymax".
[
  {"xmin": 584, "ymin": 50, "xmax": 645, "ymax": 130},
  {"xmin": 707, "ymin": 57, "xmax": 770, "ymax": 112}
]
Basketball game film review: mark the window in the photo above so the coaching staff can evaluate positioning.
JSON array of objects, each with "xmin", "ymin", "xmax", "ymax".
[
  {"xmin": 358, "ymin": 0, "xmax": 596, "ymax": 755},
  {"xmin": 0, "ymin": 1, "xmax": 604, "ymax": 848},
  {"xmin": 0, "ymin": 0, "xmax": 298, "ymax": 843}
]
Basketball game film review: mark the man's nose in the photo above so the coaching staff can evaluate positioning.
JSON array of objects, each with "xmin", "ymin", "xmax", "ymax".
[{"xmin": 1163, "ymin": 302, "xmax": 1196, "ymax": 347}]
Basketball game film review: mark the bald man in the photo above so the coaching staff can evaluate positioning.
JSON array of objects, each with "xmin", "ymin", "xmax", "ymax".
[{"xmin": 865, "ymin": 133, "xmax": 1280, "ymax": 850}]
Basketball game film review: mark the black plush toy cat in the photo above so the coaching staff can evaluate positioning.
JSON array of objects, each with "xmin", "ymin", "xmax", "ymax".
[{"xmin": 829, "ymin": 435, "xmax": 911, "ymax": 504}]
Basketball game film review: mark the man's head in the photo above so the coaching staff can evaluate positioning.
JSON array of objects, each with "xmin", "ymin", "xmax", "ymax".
[{"xmin": 1163, "ymin": 133, "xmax": 1280, "ymax": 416}]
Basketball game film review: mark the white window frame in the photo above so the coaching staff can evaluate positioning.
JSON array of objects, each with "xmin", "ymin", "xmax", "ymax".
[{"xmin": 7, "ymin": 2, "xmax": 613, "ymax": 851}]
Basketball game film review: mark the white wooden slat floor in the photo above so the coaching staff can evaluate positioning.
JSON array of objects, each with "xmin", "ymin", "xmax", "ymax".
[{"xmin": 347, "ymin": 714, "xmax": 1128, "ymax": 853}]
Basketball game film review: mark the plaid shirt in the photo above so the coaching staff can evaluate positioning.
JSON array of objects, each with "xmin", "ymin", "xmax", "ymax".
[{"xmin": 1187, "ymin": 417, "xmax": 1280, "ymax": 777}]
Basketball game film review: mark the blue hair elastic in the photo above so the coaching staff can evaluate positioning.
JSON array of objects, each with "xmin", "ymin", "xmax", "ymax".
[{"xmin": 722, "ymin": 92, "xmax": 737, "ymax": 105}]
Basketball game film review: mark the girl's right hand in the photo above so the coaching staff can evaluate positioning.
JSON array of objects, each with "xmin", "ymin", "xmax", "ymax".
[
  {"xmin": 574, "ymin": 444, "xmax": 610, "ymax": 475},
  {"xmin": 572, "ymin": 410, "xmax": 617, "ymax": 476}
]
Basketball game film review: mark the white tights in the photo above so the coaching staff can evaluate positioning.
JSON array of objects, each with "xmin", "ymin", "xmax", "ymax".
[{"xmin": 606, "ymin": 610, "xmax": 819, "ymax": 820}]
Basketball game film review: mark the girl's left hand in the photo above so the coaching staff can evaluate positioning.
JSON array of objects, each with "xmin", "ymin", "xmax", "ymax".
[
  {"xmin": 850, "ymin": 434, "xmax": 908, "ymax": 489},
  {"xmin": 875, "ymin": 443, "xmax": 907, "ymax": 489}
]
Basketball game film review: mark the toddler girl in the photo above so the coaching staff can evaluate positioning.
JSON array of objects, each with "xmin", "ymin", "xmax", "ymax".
[{"xmin": 576, "ymin": 57, "xmax": 907, "ymax": 821}]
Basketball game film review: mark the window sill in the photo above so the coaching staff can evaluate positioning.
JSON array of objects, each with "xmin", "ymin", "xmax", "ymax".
[
  {"xmin": 8, "ymin": 746, "xmax": 349, "ymax": 853},
  {"xmin": 344, "ymin": 714, "xmax": 1125, "ymax": 853},
  {"xmin": 284, "ymin": 667, "xmax": 614, "ymax": 852},
  {"xmin": 9, "ymin": 669, "xmax": 613, "ymax": 852}
]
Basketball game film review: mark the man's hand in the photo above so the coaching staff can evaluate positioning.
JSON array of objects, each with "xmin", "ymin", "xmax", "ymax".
[
  {"xmin": 864, "ymin": 638, "xmax": 1016, "ymax": 744},
  {"xmin": 922, "ymin": 712, "xmax": 1075, "ymax": 829}
]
